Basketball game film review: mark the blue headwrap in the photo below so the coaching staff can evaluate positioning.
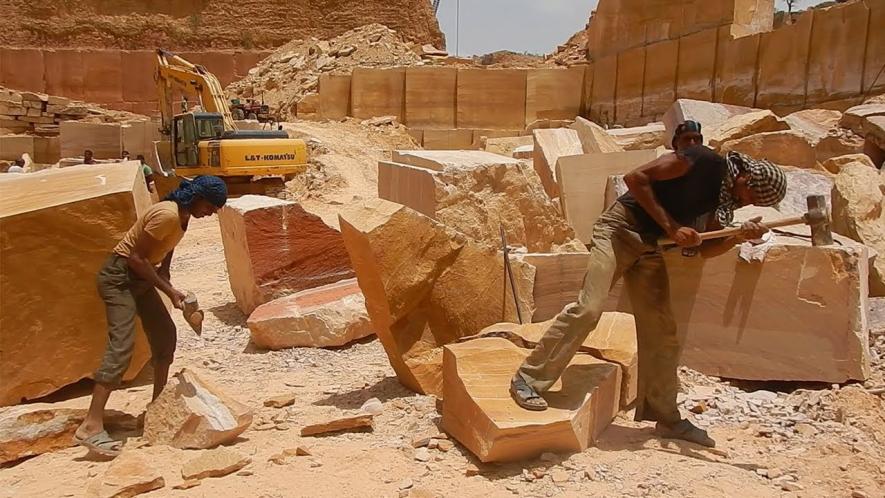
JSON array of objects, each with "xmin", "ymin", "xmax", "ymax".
[{"xmin": 165, "ymin": 175, "xmax": 228, "ymax": 208}]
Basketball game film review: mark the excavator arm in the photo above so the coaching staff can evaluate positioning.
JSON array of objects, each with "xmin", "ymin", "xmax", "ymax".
[{"xmin": 155, "ymin": 49, "xmax": 237, "ymax": 134}]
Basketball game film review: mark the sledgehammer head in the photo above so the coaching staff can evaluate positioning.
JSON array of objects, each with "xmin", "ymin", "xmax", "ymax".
[{"xmin": 804, "ymin": 194, "xmax": 833, "ymax": 246}]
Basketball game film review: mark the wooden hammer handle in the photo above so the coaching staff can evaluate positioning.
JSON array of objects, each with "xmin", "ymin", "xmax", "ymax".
[{"xmin": 659, "ymin": 215, "xmax": 807, "ymax": 245}]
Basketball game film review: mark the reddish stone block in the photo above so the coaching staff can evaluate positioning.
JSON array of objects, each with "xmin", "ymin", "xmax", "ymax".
[
  {"xmin": 44, "ymin": 49, "xmax": 85, "ymax": 101},
  {"xmin": 83, "ymin": 51, "xmax": 123, "ymax": 104},
  {"xmin": 1, "ymin": 48, "xmax": 45, "ymax": 93}
]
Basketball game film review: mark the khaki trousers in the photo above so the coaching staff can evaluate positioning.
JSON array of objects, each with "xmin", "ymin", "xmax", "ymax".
[{"xmin": 517, "ymin": 202, "xmax": 682, "ymax": 424}]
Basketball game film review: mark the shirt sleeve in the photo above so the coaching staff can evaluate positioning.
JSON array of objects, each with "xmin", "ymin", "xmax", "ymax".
[{"xmin": 142, "ymin": 208, "xmax": 178, "ymax": 241}]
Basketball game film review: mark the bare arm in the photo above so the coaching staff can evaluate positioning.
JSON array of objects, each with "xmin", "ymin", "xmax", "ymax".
[
  {"xmin": 158, "ymin": 249, "xmax": 174, "ymax": 281},
  {"xmin": 128, "ymin": 233, "xmax": 185, "ymax": 309},
  {"xmin": 623, "ymin": 153, "xmax": 698, "ymax": 246}
]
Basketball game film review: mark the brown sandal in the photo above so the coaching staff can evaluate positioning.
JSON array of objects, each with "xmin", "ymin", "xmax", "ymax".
[{"xmin": 510, "ymin": 375, "xmax": 548, "ymax": 411}]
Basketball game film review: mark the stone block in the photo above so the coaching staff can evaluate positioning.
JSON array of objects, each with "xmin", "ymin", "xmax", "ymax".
[
  {"xmin": 864, "ymin": 0, "xmax": 885, "ymax": 94},
  {"xmin": 0, "ymin": 163, "xmax": 152, "ymax": 406},
  {"xmin": 785, "ymin": 108, "xmax": 843, "ymax": 144},
  {"xmin": 607, "ymin": 122, "xmax": 666, "ymax": 150},
  {"xmin": 806, "ymin": 1, "xmax": 869, "ymax": 104},
  {"xmin": 379, "ymin": 152, "xmax": 579, "ymax": 252},
  {"xmin": 757, "ymin": 10, "xmax": 813, "ymax": 112},
  {"xmin": 144, "ymin": 369, "xmax": 253, "ymax": 449},
  {"xmin": 318, "ymin": 73, "xmax": 351, "ymax": 120},
  {"xmin": 351, "ymin": 67, "xmax": 405, "ymax": 121},
  {"xmin": 33, "ymin": 135, "xmax": 61, "ymax": 164},
  {"xmin": 840, "ymin": 104, "xmax": 885, "ymax": 135},
  {"xmin": 441, "ymin": 337, "xmax": 620, "ymax": 463},
  {"xmin": 0, "ymin": 135, "xmax": 34, "ymax": 161},
  {"xmin": 641, "ymin": 40, "xmax": 679, "ymax": 119},
  {"xmin": 338, "ymin": 199, "xmax": 536, "ymax": 396},
  {"xmin": 516, "ymin": 252, "xmax": 590, "ymax": 322},
  {"xmin": 456, "ymin": 68, "xmax": 527, "ymax": 130},
  {"xmin": 0, "ymin": 406, "xmax": 81, "ymax": 464},
  {"xmin": 121, "ymin": 120, "xmax": 159, "ymax": 161},
  {"xmin": 556, "ymin": 149, "xmax": 666, "ymax": 243},
  {"xmin": 720, "ymin": 130, "xmax": 817, "ymax": 169},
  {"xmin": 832, "ymin": 160, "xmax": 885, "ymax": 296},
  {"xmin": 570, "ymin": 116, "xmax": 624, "ymax": 155},
  {"xmin": 471, "ymin": 129, "xmax": 523, "ymax": 149},
  {"xmin": 714, "ymin": 29, "xmax": 761, "ymax": 107},
  {"xmin": 421, "ymin": 129, "xmax": 474, "ymax": 150},
  {"xmin": 525, "ymin": 67, "xmax": 585, "ymax": 126},
  {"xmin": 862, "ymin": 115, "xmax": 885, "ymax": 150},
  {"xmin": 663, "ymin": 98, "xmax": 756, "ymax": 149},
  {"xmin": 405, "ymin": 67, "xmax": 456, "ymax": 129},
  {"xmin": 532, "ymin": 128, "xmax": 584, "ymax": 198},
  {"xmin": 676, "ymin": 28, "xmax": 718, "ymax": 102},
  {"xmin": 391, "ymin": 149, "xmax": 511, "ymax": 172},
  {"xmin": 0, "ymin": 48, "xmax": 45, "ymax": 94},
  {"xmin": 606, "ymin": 207, "xmax": 872, "ymax": 382},
  {"xmin": 246, "ymin": 279, "xmax": 373, "ymax": 349},
  {"xmin": 82, "ymin": 50, "xmax": 123, "ymax": 104},
  {"xmin": 60, "ymin": 121, "xmax": 122, "ymax": 159},
  {"xmin": 708, "ymin": 110, "xmax": 790, "ymax": 150},
  {"xmin": 484, "ymin": 135, "xmax": 534, "ymax": 158},
  {"xmin": 590, "ymin": 54, "xmax": 617, "ymax": 126},
  {"xmin": 615, "ymin": 46, "xmax": 645, "ymax": 124},
  {"xmin": 218, "ymin": 195, "xmax": 354, "ymax": 315}
]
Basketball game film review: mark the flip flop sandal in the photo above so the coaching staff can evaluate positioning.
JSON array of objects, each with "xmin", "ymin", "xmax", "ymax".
[
  {"xmin": 655, "ymin": 419, "xmax": 716, "ymax": 448},
  {"xmin": 73, "ymin": 430, "xmax": 123, "ymax": 457},
  {"xmin": 510, "ymin": 375, "xmax": 548, "ymax": 411}
]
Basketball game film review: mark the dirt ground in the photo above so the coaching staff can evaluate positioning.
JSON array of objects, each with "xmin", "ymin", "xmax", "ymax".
[{"xmin": 2, "ymin": 120, "xmax": 884, "ymax": 498}]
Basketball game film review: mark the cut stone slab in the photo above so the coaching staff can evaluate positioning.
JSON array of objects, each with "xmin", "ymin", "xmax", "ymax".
[
  {"xmin": 391, "ymin": 149, "xmax": 520, "ymax": 172},
  {"xmin": 708, "ymin": 110, "xmax": 790, "ymax": 150},
  {"xmin": 479, "ymin": 312, "xmax": 638, "ymax": 408},
  {"xmin": 570, "ymin": 117, "xmax": 624, "ymax": 155},
  {"xmin": 0, "ymin": 163, "xmax": 152, "ymax": 406},
  {"xmin": 532, "ymin": 128, "xmax": 584, "ymax": 198},
  {"xmin": 218, "ymin": 195, "xmax": 355, "ymax": 315},
  {"xmin": 378, "ymin": 153, "xmax": 582, "ymax": 253},
  {"xmin": 301, "ymin": 413, "xmax": 374, "ymax": 436},
  {"xmin": 246, "ymin": 278, "xmax": 373, "ymax": 349},
  {"xmin": 338, "ymin": 199, "xmax": 536, "ymax": 396},
  {"xmin": 840, "ymin": 104, "xmax": 885, "ymax": 134},
  {"xmin": 181, "ymin": 448, "xmax": 250, "ymax": 480},
  {"xmin": 785, "ymin": 109, "xmax": 843, "ymax": 144},
  {"xmin": 720, "ymin": 130, "xmax": 817, "ymax": 169},
  {"xmin": 663, "ymin": 99, "xmax": 756, "ymax": 148},
  {"xmin": 607, "ymin": 122, "xmax": 665, "ymax": 151},
  {"xmin": 516, "ymin": 252, "xmax": 591, "ymax": 322},
  {"xmin": 832, "ymin": 160, "xmax": 885, "ymax": 296},
  {"xmin": 86, "ymin": 450, "xmax": 165, "ymax": 498},
  {"xmin": 483, "ymin": 136, "xmax": 534, "ymax": 158},
  {"xmin": 441, "ymin": 337, "xmax": 620, "ymax": 463},
  {"xmin": 605, "ymin": 207, "xmax": 872, "ymax": 382},
  {"xmin": 143, "ymin": 369, "xmax": 253, "ymax": 449}
]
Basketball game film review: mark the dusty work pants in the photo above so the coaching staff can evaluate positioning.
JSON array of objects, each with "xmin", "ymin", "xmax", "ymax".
[{"xmin": 517, "ymin": 202, "xmax": 682, "ymax": 424}]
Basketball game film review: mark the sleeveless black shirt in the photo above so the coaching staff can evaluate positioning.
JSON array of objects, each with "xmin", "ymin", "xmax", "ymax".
[{"xmin": 617, "ymin": 145, "xmax": 727, "ymax": 235}]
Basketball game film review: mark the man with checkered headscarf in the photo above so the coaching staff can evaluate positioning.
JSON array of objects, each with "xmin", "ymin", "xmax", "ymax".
[{"xmin": 509, "ymin": 120, "xmax": 786, "ymax": 449}]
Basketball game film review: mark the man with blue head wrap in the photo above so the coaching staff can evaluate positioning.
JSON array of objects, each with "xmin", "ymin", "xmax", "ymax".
[{"xmin": 74, "ymin": 175, "xmax": 227, "ymax": 457}]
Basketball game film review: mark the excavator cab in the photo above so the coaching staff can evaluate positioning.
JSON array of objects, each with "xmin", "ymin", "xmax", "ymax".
[{"xmin": 171, "ymin": 112, "xmax": 224, "ymax": 168}]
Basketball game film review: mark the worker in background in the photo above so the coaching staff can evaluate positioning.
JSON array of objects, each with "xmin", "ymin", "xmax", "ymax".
[
  {"xmin": 509, "ymin": 121, "xmax": 787, "ymax": 448},
  {"xmin": 83, "ymin": 149, "xmax": 96, "ymax": 165},
  {"xmin": 122, "ymin": 150, "xmax": 131, "ymax": 162},
  {"xmin": 137, "ymin": 154, "xmax": 155, "ymax": 192},
  {"xmin": 73, "ymin": 176, "xmax": 228, "ymax": 457},
  {"xmin": 6, "ymin": 158, "xmax": 26, "ymax": 173}
]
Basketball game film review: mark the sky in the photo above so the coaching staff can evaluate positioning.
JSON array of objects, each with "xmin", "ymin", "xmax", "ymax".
[{"xmin": 435, "ymin": 0, "xmax": 833, "ymax": 57}]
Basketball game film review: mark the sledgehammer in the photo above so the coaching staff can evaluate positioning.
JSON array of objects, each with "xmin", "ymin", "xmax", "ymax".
[{"xmin": 659, "ymin": 194, "xmax": 834, "ymax": 247}]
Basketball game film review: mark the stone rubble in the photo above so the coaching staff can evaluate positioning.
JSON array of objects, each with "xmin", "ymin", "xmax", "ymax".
[{"xmin": 180, "ymin": 447, "xmax": 251, "ymax": 480}]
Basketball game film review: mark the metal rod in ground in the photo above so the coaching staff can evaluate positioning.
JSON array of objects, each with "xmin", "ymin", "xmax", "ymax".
[{"xmin": 500, "ymin": 225, "xmax": 523, "ymax": 324}]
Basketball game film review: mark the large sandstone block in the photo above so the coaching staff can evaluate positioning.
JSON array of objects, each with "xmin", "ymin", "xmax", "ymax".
[
  {"xmin": 532, "ymin": 128, "xmax": 584, "ymax": 198},
  {"xmin": 441, "ymin": 337, "xmax": 620, "ymax": 463},
  {"xmin": 404, "ymin": 67, "xmax": 456, "ymax": 129},
  {"xmin": 0, "ymin": 134, "xmax": 34, "ymax": 161},
  {"xmin": 483, "ymin": 135, "xmax": 534, "ymax": 158},
  {"xmin": 832, "ymin": 160, "xmax": 885, "ymax": 297},
  {"xmin": 144, "ymin": 369, "xmax": 253, "ymax": 449},
  {"xmin": 676, "ymin": 28, "xmax": 718, "ymax": 102},
  {"xmin": 864, "ymin": 0, "xmax": 885, "ymax": 95},
  {"xmin": 570, "ymin": 116, "xmax": 624, "ymax": 155},
  {"xmin": 516, "ymin": 252, "xmax": 591, "ymax": 322},
  {"xmin": 556, "ymin": 149, "xmax": 666, "ymax": 243},
  {"xmin": 708, "ymin": 110, "xmax": 790, "ymax": 150},
  {"xmin": 0, "ymin": 164, "xmax": 152, "ymax": 406},
  {"xmin": 456, "ymin": 68, "xmax": 527, "ymax": 130},
  {"xmin": 246, "ymin": 278, "xmax": 373, "ymax": 349},
  {"xmin": 641, "ymin": 40, "xmax": 679, "ymax": 119},
  {"xmin": 338, "ymin": 199, "xmax": 536, "ymax": 396},
  {"xmin": 805, "ymin": 1, "xmax": 869, "ymax": 105},
  {"xmin": 785, "ymin": 109, "xmax": 843, "ymax": 144},
  {"xmin": 720, "ymin": 130, "xmax": 817, "ymax": 169},
  {"xmin": 350, "ymin": 68, "xmax": 405, "ymax": 121},
  {"xmin": 663, "ymin": 99, "xmax": 756, "ymax": 149},
  {"xmin": 606, "ymin": 207, "xmax": 872, "ymax": 383},
  {"xmin": 589, "ymin": 54, "xmax": 617, "ymax": 125},
  {"xmin": 607, "ymin": 122, "xmax": 665, "ymax": 151},
  {"xmin": 840, "ymin": 104, "xmax": 885, "ymax": 135},
  {"xmin": 714, "ymin": 29, "xmax": 760, "ymax": 107},
  {"xmin": 318, "ymin": 73, "xmax": 351, "ymax": 120},
  {"xmin": 615, "ymin": 46, "xmax": 646, "ymax": 124},
  {"xmin": 757, "ymin": 10, "xmax": 813, "ymax": 112},
  {"xmin": 421, "ymin": 129, "xmax": 474, "ymax": 150},
  {"xmin": 525, "ymin": 67, "xmax": 585, "ymax": 126},
  {"xmin": 0, "ymin": 406, "xmax": 82, "ymax": 464},
  {"xmin": 379, "ymin": 152, "xmax": 579, "ymax": 252},
  {"xmin": 218, "ymin": 195, "xmax": 354, "ymax": 315},
  {"xmin": 59, "ymin": 121, "xmax": 122, "ymax": 160}
]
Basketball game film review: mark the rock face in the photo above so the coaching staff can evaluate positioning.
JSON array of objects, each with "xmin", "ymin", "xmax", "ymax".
[
  {"xmin": 339, "ymin": 199, "xmax": 536, "ymax": 396},
  {"xmin": 246, "ymin": 278, "xmax": 373, "ymax": 349},
  {"xmin": 606, "ymin": 207, "xmax": 872, "ymax": 382},
  {"xmin": 720, "ymin": 130, "xmax": 817, "ymax": 169},
  {"xmin": 0, "ymin": 406, "xmax": 81, "ymax": 464},
  {"xmin": 570, "ymin": 117, "xmax": 624, "ymax": 154},
  {"xmin": 441, "ymin": 337, "xmax": 620, "ymax": 463},
  {"xmin": 662, "ymin": 99, "xmax": 755, "ymax": 148},
  {"xmin": 181, "ymin": 448, "xmax": 250, "ymax": 480},
  {"xmin": 708, "ymin": 110, "xmax": 790, "ymax": 150},
  {"xmin": 607, "ymin": 122, "xmax": 665, "ymax": 150},
  {"xmin": 831, "ymin": 161, "xmax": 885, "ymax": 296},
  {"xmin": 86, "ymin": 451, "xmax": 165, "ymax": 498},
  {"xmin": 378, "ymin": 151, "xmax": 581, "ymax": 253},
  {"xmin": 143, "ymin": 369, "xmax": 253, "ymax": 449},
  {"xmin": 0, "ymin": 163, "xmax": 152, "ymax": 406},
  {"xmin": 532, "ymin": 128, "xmax": 584, "ymax": 198},
  {"xmin": 218, "ymin": 195, "xmax": 355, "ymax": 315}
]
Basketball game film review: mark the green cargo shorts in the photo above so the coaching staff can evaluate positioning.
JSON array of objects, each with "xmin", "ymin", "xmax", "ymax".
[{"xmin": 93, "ymin": 254, "xmax": 177, "ymax": 386}]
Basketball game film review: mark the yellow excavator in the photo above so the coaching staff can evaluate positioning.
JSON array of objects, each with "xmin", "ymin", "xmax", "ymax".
[{"xmin": 153, "ymin": 49, "xmax": 308, "ymax": 197}]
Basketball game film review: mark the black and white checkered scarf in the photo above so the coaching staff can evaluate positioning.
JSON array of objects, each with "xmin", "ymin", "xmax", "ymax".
[{"xmin": 715, "ymin": 151, "xmax": 787, "ymax": 227}]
